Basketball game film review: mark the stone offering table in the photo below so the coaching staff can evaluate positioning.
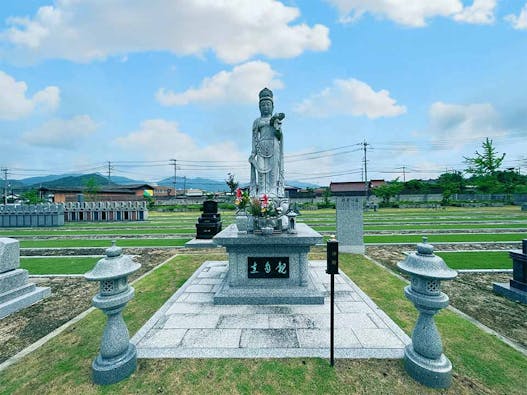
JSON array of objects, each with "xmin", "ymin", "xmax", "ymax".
[{"xmin": 212, "ymin": 223, "xmax": 324, "ymax": 305}]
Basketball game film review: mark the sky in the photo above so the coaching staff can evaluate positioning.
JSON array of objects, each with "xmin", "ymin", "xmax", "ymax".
[{"xmin": 0, "ymin": 0, "xmax": 526, "ymax": 187}]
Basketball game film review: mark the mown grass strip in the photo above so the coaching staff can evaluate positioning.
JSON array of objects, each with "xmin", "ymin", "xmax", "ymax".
[
  {"xmin": 0, "ymin": 228, "xmax": 196, "ymax": 237},
  {"xmin": 20, "ymin": 257, "xmax": 99, "ymax": 275},
  {"xmin": 20, "ymin": 238, "xmax": 190, "ymax": 248},
  {"xmin": 365, "ymin": 233, "xmax": 526, "ymax": 243},
  {"xmin": 435, "ymin": 251, "xmax": 512, "ymax": 270}
]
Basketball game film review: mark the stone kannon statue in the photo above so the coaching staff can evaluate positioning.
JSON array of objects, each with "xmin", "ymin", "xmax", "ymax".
[{"xmin": 249, "ymin": 88, "xmax": 286, "ymax": 198}]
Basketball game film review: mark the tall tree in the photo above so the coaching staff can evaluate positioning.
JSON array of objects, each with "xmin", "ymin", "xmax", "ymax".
[{"xmin": 464, "ymin": 138, "xmax": 505, "ymax": 176}]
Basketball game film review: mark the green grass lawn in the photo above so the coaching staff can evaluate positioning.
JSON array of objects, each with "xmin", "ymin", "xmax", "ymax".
[
  {"xmin": 365, "ymin": 233, "xmax": 527, "ymax": 243},
  {"xmin": 19, "ymin": 238, "xmax": 190, "ymax": 248},
  {"xmin": 20, "ymin": 257, "xmax": 99, "ymax": 275},
  {"xmin": 1, "ymin": 253, "xmax": 525, "ymax": 394},
  {"xmin": 0, "ymin": 228, "xmax": 196, "ymax": 237},
  {"xmin": 435, "ymin": 251, "xmax": 512, "ymax": 270}
]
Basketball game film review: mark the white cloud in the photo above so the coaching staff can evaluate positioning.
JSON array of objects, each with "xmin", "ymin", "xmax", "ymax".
[
  {"xmin": 0, "ymin": 70, "xmax": 59, "ymax": 120},
  {"xmin": 326, "ymin": 0, "xmax": 497, "ymax": 27},
  {"xmin": 1, "ymin": 0, "xmax": 330, "ymax": 64},
  {"xmin": 22, "ymin": 115, "xmax": 98, "ymax": 148},
  {"xmin": 294, "ymin": 78, "xmax": 406, "ymax": 119},
  {"xmin": 428, "ymin": 102, "xmax": 506, "ymax": 147},
  {"xmin": 156, "ymin": 61, "xmax": 283, "ymax": 106},
  {"xmin": 114, "ymin": 119, "xmax": 247, "ymax": 178},
  {"xmin": 505, "ymin": 3, "xmax": 527, "ymax": 30},
  {"xmin": 454, "ymin": 0, "xmax": 496, "ymax": 24}
]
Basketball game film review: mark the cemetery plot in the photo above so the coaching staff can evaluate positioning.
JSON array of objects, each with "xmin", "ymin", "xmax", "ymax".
[
  {"xmin": 20, "ymin": 256, "xmax": 99, "ymax": 275},
  {"xmin": 434, "ymin": 251, "xmax": 512, "ymax": 270}
]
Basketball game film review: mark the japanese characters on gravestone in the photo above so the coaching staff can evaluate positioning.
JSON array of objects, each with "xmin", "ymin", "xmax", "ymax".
[{"xmin": 0, "ymin": 237, "xmax": 50, "ymax": 319}]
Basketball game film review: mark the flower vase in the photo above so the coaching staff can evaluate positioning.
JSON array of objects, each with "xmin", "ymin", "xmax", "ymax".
[
  {"xmin": 236, "ymin": 214, "xmax": 248, "ymax": 233},
  {"xmin": 247, "ymin": 215, "xmax": 254, "ymax": 233}
]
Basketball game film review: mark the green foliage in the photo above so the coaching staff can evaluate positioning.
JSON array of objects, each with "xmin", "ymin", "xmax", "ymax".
[
  {"xmin": 464, "ymin": 138, "xmax": 505, "ymax": 176},
  {"xmin": 403, "ymin": 179, "xmax": 430, "ymax": 193},
  {"xmin": 225, "ymin": 172, "xmax": 239, "ymax": 195},
  {"xmin": 20, "ymin": 189, "xmax": 43, "ymax": 204},
  {"xmin": 83, "ymin": 176, "xmax": 100, "ymax": 202},
  {"xmin": 372, "ymin": 179, "xmax": 404, "ymax": 206},
  {"xmin": 437, "ymin": 171, "xmax": 465, "ymax": 204}
]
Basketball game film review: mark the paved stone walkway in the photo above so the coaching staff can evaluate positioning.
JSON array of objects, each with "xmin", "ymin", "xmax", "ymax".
[{"xmin": 132, "ymin": 260, "xmax": 410, "ymax": 359}]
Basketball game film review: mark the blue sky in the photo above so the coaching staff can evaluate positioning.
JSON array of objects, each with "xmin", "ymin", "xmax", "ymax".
[{"xmin": 0, "ymin": 0, "xmax": 526, "ymax": 186}]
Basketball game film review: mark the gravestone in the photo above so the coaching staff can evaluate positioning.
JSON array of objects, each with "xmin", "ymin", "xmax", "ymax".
[
  {"xmin": 493, "ymin": 239, "xmax": 527, "ymax": 304},
  {"xmin": 335, "ymin": 196, "xmax": 365, "ymax": 254},
  {"xmin": 195, "ymin": 200, "xmax": 222, "ymax": 239},
  {"xmin": 0, "ymin": 238, "xmax": 50, "ymax": 319}
]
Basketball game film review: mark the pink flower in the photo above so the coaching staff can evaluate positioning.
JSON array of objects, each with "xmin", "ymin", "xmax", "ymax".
[
  {"xmin": 236, "ymin": 188, "xmax": 242, "ymax": 199},
  {"xmin": 261, "ymin": 194, "xmax": 269, "ymax": 208}
]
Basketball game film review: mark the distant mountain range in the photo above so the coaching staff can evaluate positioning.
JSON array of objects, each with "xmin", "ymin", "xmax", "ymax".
[{"xmin": 5, "ymin": 173, "xmax": 319, "ymax": 191}]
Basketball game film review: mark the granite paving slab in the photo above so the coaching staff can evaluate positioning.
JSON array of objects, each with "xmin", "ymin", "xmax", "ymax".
[{"xmin": 132, "ymin": 260, "xmax": 411, "ymax": 359}]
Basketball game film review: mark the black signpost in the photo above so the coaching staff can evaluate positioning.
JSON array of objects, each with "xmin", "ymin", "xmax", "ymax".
[{"xmin": 326, "ymin": 239, "xmax": 339, "ymax": 367}]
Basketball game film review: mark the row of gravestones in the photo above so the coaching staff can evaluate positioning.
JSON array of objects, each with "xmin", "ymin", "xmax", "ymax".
[
  {"xmin": 0, "ymin": 204, "xmax": 64, "ymax": 227},
  {"xmin": 0, "ymin": 201, "xmax": 149, "ymax": 227}
]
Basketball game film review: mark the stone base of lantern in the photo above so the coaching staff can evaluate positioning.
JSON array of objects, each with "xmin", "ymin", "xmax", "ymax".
[
  {"xmin": 403, "ymin": 344, "xmax": 452, "ymax": 389},
  {"xmin": 92, "ymin": 343, "xmax": 137, "ymax": 385},
  {"xmin": 493, "ymin": 282, "xmax": 527, "ymax": 304}
]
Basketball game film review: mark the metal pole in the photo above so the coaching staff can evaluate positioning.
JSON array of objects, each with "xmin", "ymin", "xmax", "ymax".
[
  {"xmin": 330, "ymin": 271, "xmax": 335, "ymax": 367},
  {"xmin": 2, "ymin": 168, "xmax": 7, "ymax": 205}
]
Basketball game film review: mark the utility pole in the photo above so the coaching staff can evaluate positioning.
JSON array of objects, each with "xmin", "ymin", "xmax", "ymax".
[
  {"xmin": 183, "ymin": 176, "xmax": 187, "ymax": 196},
  {"xmin": 170, "ymin": 159, "xmax": 177, "ymax": 197},
  {"xmin": 107, "ymin": 161, "xmax": 113, "ymax": 185},
  {"xmin": 361, "ymin": 140, "xmax": 369, "ymax": 197},
  {"xmin": 402, "ymin": 166, "xmax": 406, "ymax": 182},
  {"xmin": 1, "ymin": 168, "xmax": 7, "ymax": 205}
]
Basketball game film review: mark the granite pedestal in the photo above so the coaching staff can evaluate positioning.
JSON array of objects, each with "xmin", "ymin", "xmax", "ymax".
[
  {"xmin": 0, "ymin": 238, "xmax": 50, "ymax": 319},
  {"xmin": 212, "ymin": 223, "xmax": 324, "ymax": 305}
]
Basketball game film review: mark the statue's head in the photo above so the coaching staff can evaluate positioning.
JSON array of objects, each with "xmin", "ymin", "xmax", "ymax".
[{"xmin": 259, "ymin": 87, "xmax": 273, "ymax": 116}]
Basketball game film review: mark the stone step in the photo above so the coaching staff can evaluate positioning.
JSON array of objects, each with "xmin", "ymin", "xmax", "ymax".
[
  {"xmin": 0, "ymin": 268, "xmax": 29, "ymax": 291},
  {"xmin": 0, "ymin": 283, "xmax": 36, "ymax": 304},
  {"xmin": 0, "ymin": 286, "xmax": 51, "ymax": 319}
]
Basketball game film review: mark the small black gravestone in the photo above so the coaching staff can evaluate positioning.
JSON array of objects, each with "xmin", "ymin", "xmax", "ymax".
[{"xmin": 195, "ymin": 200, "xmax": 222, "ymax": 239}]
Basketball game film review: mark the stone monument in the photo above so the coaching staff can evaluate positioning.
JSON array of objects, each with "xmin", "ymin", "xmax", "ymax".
[
  {"xmin": 0, "ymin": 238, "xmax": 50, "ymax": 319},
  {"xmin": 330, "ymin": 182, "xmax": 365, "ymax": 253},
  {"xmin": 493, "ymin": 239, "xmax": 527, "ymax": 304},
  {"xmin": 213, "ymin": 88, "xmax": 324, "ymax": 304}
]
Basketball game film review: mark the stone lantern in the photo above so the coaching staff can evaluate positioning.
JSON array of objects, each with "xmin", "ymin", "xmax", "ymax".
[
  {"xmin": 85, "ymin": 241, "xmax": 141, "ymax": 385},
  {"xmin": 397, "ymin": 237, "xmax": 457, "ymax": 389},
  {"xmin": 286, "ymin": 211, "xmax": 298, "ymax": 234}
]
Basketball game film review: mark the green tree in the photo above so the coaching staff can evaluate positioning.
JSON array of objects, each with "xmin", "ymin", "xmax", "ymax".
[
  {"xmin": 372, "ymin": 179, "xmax": 404, "ymax": 206},
  {"xmin": 225, "ymin": 173, "xmax": 239, "ymax": 195},
  {"xmin": 21, "ymin": 189, "xmax": 43, "ymax": 204},
  {"xmin": 464, "ymin": 138, "xmax": 505, "ymax": 176},
  {"xmin": 437, "ymin": 171, "xmax": 465, "ymax": 204},
  {"xmin": 84, "ymin": 177, "xmax": 100, "ymax": 202},
  {"xmin": 403, "ymin": 179, "xmax": 430, "ymax": 194}
]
